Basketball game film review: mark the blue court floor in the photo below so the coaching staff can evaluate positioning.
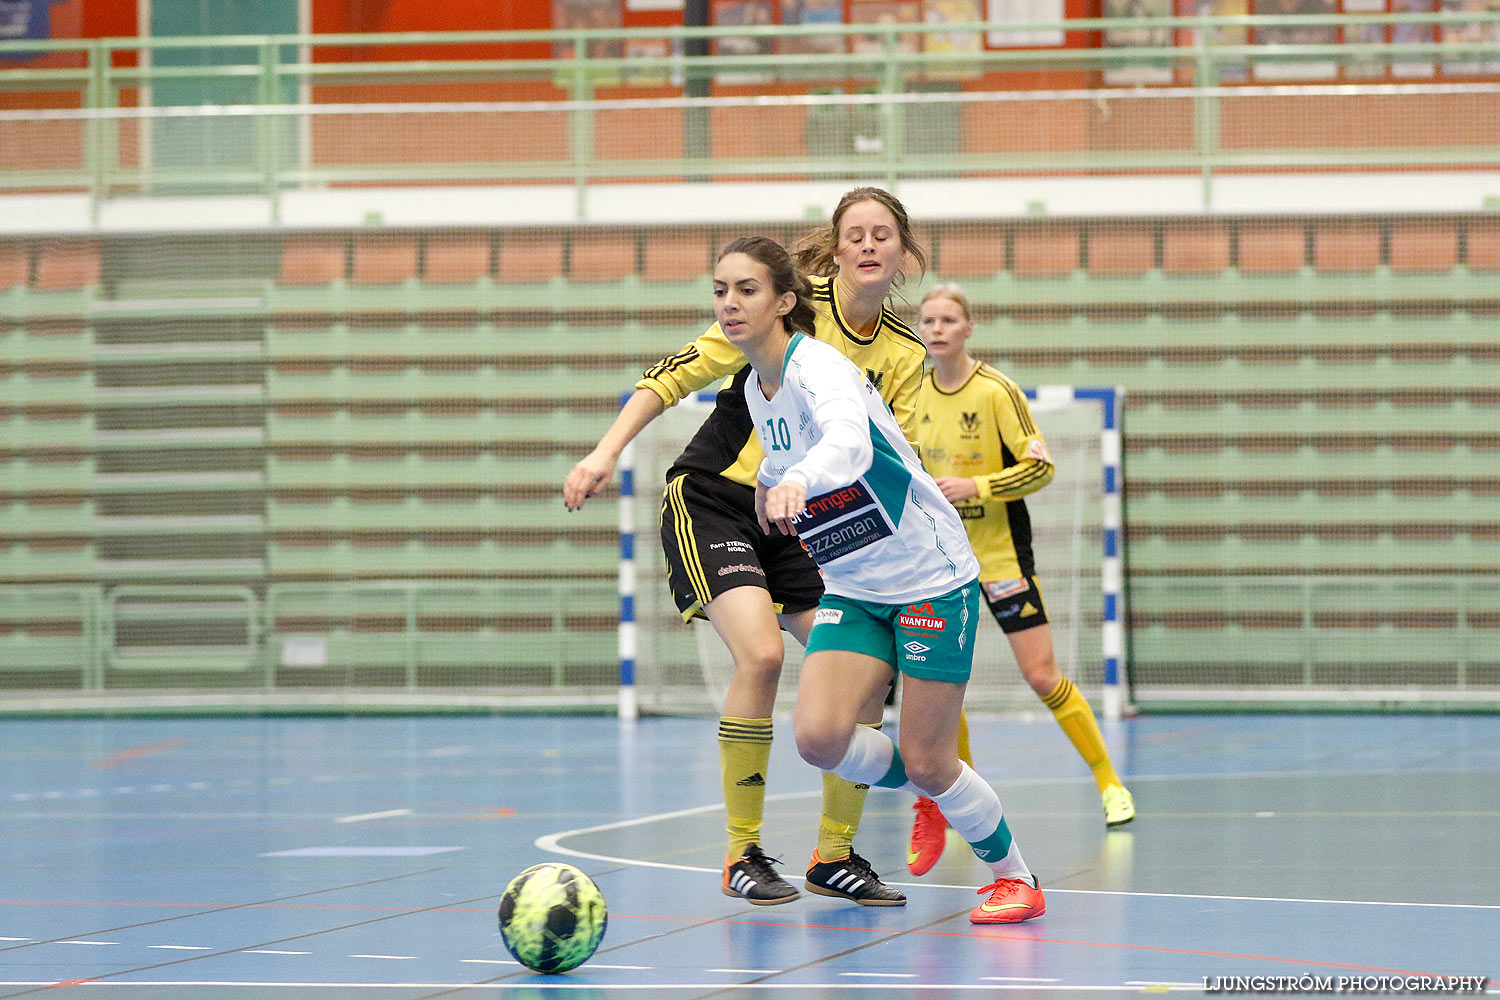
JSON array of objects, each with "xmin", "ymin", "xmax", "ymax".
[{"xmin": 0, "ymin": 711, "xmax": 1496, "ymax": 998}]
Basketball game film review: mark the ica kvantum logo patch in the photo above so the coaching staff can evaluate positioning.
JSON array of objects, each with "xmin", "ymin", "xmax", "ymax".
[{"xmin": 898, "ymin": 602, "xmax": 945, "ymax": 631}]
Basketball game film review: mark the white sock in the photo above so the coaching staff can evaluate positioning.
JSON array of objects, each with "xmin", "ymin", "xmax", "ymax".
[{"xmin": 932, "ymin": 763, "xmax": 1033, "ymax": 884}]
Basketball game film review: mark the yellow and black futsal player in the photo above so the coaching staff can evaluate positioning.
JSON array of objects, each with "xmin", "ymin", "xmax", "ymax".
[
  {"xmin": 563, "ymin": 188, "xmax": 927, "ymax": 905},
  {"xmin": 906, "ymin": 282, "xmax": 1136, "ymax": 876}
]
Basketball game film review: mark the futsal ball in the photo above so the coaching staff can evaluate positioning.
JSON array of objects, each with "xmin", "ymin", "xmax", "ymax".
[{"xmin": 496, "ymin": 862, "xmax": 607, "ymax": 974}]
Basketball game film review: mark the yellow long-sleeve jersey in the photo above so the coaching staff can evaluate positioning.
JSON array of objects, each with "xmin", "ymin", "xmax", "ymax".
[
  {"xmin": 914, "ymin": 361, "xmax": 1055, "ymax": 582},
  {"xmin": 634, "ymin": 274, "xmax": 926, "ymax": 488}
]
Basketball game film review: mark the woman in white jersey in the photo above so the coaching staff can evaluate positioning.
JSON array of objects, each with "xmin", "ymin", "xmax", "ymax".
[
  {"xmin": 563, "ymin": 189, "xmax": 926, "ymax": 908},
  {"xmin": 715, "ymin": 234, "xmax": 1045, "ymax": 925}
]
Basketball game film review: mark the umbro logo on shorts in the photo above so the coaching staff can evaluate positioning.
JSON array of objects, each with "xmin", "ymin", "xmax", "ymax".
[{"xmin": 902, "ymin": 641, "xmax": 930, "ymax": 654}]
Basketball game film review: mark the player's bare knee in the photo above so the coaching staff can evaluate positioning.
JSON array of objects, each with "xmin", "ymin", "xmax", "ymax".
[
  {"xmin": 796, "ymin": 732, "xmax": 847, "ymax": 771},
  {"xmin": 1022, "ymin": 659, "xmax": 1061, "ymax": 697},
  {"xmin": 730, "ymin": 639, "xmax": 784, "ymax": 687},
  {"xmin": 793, "ymin": 714, "xmax": 847, "ymax": 770},
  {"xmin": 897, "ymin": 745, "xmax": 951, "ymax": 795}
]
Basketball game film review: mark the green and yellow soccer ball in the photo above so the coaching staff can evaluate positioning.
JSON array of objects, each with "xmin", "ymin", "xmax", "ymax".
[{"xmin": 497, "ymin": 862, "xmax": 607, "ymax": 974}]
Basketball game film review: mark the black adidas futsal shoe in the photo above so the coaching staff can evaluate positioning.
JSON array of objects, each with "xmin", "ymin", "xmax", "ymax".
[
  {"xmin": 805, "ymin": 850, "xmax": 906, "ymax": 906},
  {"xmin": 722, "ymin": 843, "xmax": 800, "ymax": 905}
]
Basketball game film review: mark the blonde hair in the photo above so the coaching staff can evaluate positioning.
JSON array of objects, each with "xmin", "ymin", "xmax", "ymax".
[
  {"xmin": 920, "ymin": 282, "xmax": 973, "ymax": 323},
  {"xmin": 792, "ymin": 186, "xmax": 928, "ymax": 288}
]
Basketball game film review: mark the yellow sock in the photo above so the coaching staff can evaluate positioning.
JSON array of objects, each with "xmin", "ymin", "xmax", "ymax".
[
  {"xmin": 719, "ymin": 716, "xmax": 773, "ymax": 860},
  {"xmin": 956, "ymin": 708, "xmax": 974, "ymax": 768},
  {"xmin": 815, "ymin": 722, "xmax": 878, "ymax": 861},
  {"xmin": 1042, "ymin": 677, "xmax": 1121, "ymax": 793}
]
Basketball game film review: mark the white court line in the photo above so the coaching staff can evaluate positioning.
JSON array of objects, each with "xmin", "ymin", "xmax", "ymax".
[
  {"xmin": 535, "ymin": 790, "xmax": 1500, "ymax": 911},
  {"xmin": 840, "ymin": 972, "xmax": 916, "ymax": 978},
  {"xmin": 336, "ymin": 809, "xmax": 413, "ymax": 824},
  {"xmin": 0, "ymin": 983, "xmax": 1226, "ymax": 991},
  {"xmin": 56, "ymin": 940, "xmax": 119, "ymax": 946},
  {"xmin": 148, "ymin": 945, "xmax": 213, "ymax": 951}
]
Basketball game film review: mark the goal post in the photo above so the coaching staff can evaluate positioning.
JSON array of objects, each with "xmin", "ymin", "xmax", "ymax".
[{"xmin": 617, "ymin": 386, "xmax": 1128, "ymax": 721}]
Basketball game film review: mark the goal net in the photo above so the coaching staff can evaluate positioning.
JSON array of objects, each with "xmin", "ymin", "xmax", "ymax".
[{"xmin": 619, "ymin": 386, "xmax": 1125, "ymax": 720}]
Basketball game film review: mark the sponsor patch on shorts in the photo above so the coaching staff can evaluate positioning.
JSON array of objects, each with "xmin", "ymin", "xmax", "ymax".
[
  {"xmin": 897, "ymin": 602, "xmax": 946, "ymax": 631},
  {"xmin": 813, "ymin": 608, "xmax": 844, "ymax": 626},
  {"xmin": 983, "ymin": 578, "xmax": 1029, "ymax": 601}
]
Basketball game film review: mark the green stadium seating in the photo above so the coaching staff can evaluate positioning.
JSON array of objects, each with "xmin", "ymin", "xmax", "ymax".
[
  {"xmin": 1, "ymin": 219, "xmax": 1493, "ymax": 693},
  {"xmin": 0, "ymin": 499, "xmax": 94, "ymax": 534},
  {"xmin": 0, "ymin": 585, "xmax": 99, "ymax": 678},
  {"xmin": 0, "ymin": 543, "xmax": 96, "ymax": 580},
  {"xmin": 265, "ymin": 579, "xmax": 616, "ymax": 682},
  {"xmin": 1128, "ymin": 575, "xmax": 1500, "ymax": 691},
  {"xmin": 265, "ymin": 536, "xmax": 613, "ymax": 579}
]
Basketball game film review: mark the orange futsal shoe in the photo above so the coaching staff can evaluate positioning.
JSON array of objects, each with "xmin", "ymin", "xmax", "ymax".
[
  {"xmin": 907, "ymin": 796, "xmax": 948, "ymax": 876},
  {"xmin": 970, "ymin": 877, "xmax": 1046, "ymax": 925}
]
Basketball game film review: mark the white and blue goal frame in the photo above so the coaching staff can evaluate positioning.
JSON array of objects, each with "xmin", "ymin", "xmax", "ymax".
[{"xmin": 615, "ymin": 386, "xmax": 1128, "ymax": 721}]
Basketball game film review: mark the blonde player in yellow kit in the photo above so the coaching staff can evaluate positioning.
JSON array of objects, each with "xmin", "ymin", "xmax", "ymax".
[
  {"xmin": 906, "ymin": 282, "xmax": 1135, "ymax": 876},
  {"xmin": 564, "ymin": 188, "xmax": 927, "ymax": 906}
]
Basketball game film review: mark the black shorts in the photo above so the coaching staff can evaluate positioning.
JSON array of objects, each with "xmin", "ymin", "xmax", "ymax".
[
  {"xmin": 659, "ymin": 471, "xmax": 824, "ymax": 622},
  {"xmin": 980, "ymin": 575, "xmax": 1050, "ymax": 634}
]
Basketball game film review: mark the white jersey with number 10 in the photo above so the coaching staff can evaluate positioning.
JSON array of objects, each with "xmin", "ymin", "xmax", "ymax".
[{"xmin": 747, "ymin": 332, "xmax": 979, "ymax": 605}]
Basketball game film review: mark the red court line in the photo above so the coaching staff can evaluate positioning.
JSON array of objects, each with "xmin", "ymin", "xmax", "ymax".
[{"xmin": 91, "ymin": 739, "xmax": 187, "ymax": 770}]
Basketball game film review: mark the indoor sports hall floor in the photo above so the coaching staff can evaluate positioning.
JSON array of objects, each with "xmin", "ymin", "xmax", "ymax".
[{"xmin": 1, "ymin": 711, "xmax": 1496, "ymax": 998}]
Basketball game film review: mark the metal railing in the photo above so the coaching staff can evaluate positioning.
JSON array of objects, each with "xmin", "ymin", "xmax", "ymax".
[
  {"xmin": 3, "ymin": 576, "xmax": 1491, "ymax": 710},
  {"xmin": 0, "ymin": 580, "xmax": 614, "ymax": 694},
  {"xmin": 3, "ymin": 83, "xmax": 1499, "ymax": 221},
  {"xmin": 2, "ymin": 16, "xmax": 1499, "ymax": 220}
]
